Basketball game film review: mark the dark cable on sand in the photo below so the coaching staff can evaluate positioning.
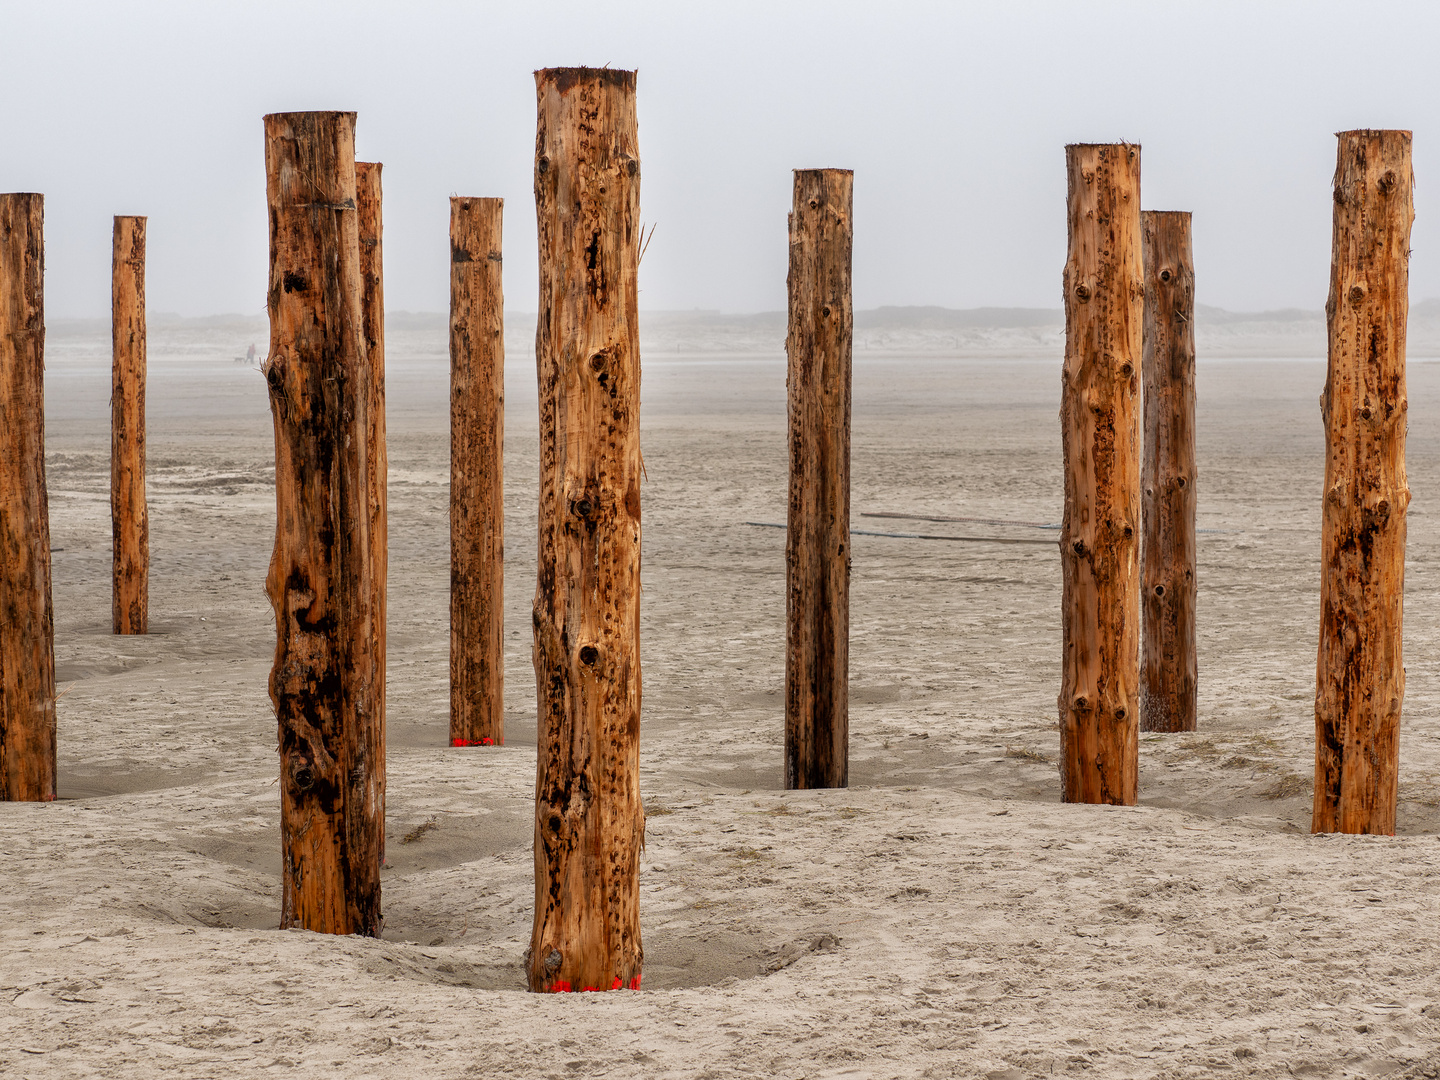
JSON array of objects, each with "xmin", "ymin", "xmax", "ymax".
[
  {"xmin": 743, "ymin": 522, "xmax": 1056, "ymax": 546},
  {"xmin": 864, "ymin": 510, "xmax": 1060, "ymax": 529},
  {"xmin": 862, "ymin": 511, "xmax": 1234, "ymax": 535}
]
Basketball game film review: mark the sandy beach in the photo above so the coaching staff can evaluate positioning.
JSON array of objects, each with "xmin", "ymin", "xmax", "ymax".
[{"xmin": 5, "ymin": 318, "xmax": 1440, "ymax": 1078}]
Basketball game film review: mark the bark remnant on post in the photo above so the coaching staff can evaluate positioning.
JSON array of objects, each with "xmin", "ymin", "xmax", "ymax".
[
  {"xmin": 1140, "ymin": 210, "xmax": 1196, "ymax": 733},
  {"xmin": 785, "ymin": 168, "xmax": 853, "ymax": 791},
  {"xmin": 262, "ymin": 112, "xmax": 381, "ymax": 934},
  {"xmin": 112, "ymin": 215, "xmax": 149, "ymax": 636},
  {"xmin": 529, "ymin": 67, "xmax": 644, "ymax": 994},
  {"xmin": 450, "ymin": 196, "xmax": 505, "ymax": 748},
  {"xmin": 355, "ymin": 161, "xmax": 387, "ymax": 866},
  {"xmin": 1059, "ymin": 143, "xmax": 1142, "ymax": 805},
  {"xmin": 1313, "ymin": 129, "xmax": 1413, "ymax": 836},
  {"xmin": 0, "ymin": 193, "xmax": 55, "ymax": 802}
]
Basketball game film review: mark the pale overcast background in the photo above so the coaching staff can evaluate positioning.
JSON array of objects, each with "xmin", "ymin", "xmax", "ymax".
[{"xmin": 3, "ymin": 0, "xmax": 1437, "ymax": 318}]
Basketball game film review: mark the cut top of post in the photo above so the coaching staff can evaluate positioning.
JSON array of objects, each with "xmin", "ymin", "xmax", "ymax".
[
  {"xmin": 533, "ymin": 67, "xmax": 636, "ymax": 92},
  {"xmin": 1064, "ymin": 141, "xmax": 1141, "ymax": 151},
  {"xmin": 1334, "ymin": 128, "xmax": 1413, "ymax": 138}
]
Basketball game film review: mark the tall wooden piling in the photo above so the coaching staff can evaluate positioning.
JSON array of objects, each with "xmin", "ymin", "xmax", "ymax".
[
  {"xmin": 785, "ymin": 168, "xmax": 853, "ymax": 791},
  {"xmin": 449, "ymin": 196, "xmax": 505, "ymax": 748},
  {"xmin": 262, "ymin": 112, "xmax": 381, "ymax": 933},
  {"xmin": 1059, "ymin": 143, "xmax": 1142, "ymax": 805},
  {"xmin": 355, "ymin": 161, "xmax": 386, "ymax": 865},
  {"xmin": 1140, "ymin": 211, "xmax": 1196, "ymax": 733},
  {"xmin": 112, "ymin": 215, "xmax": 149, "ymax": 636},
  {"xmin": 0, "ymin": 193, "xmax": 55, "ymax": 802},
  {"xmin": 1313, "ymin": 130, "xmax": 1413, "ymax": 836},
  {"xmin": 529, "ymin": 67, "xmax": 643, "ymax": 994}
]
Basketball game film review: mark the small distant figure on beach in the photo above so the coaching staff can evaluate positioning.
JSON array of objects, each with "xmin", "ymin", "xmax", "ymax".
[{"xmin": 246, "ymin": 343, "xmax": 258, "ymax": 364}]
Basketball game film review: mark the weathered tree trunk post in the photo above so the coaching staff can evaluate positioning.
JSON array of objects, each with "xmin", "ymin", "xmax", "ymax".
[
  {"xmin": 529, "ymin": 67, "xmax": 643, "ymax": 994},
  {"xmin": 1059, "ymin": 143, "xmax": 1142, "ymax": 805},
  {"xmin": 1313, "ymin": 130, "xmax": 1413, "ymax": 836},
  {"xmin": 0, "ymin": 193, "xmax": 55, "ymax": 802},
  {"xmin": 355, "ymin": 161, "xmax": 386, "ymax": 866},
  {"xmin": 449, "ymin": 196, "xmax": 505, "ymax": 748},
  {"xmin": 262, "ymin": 112, "xmax": 381, "ymax": 934},
  {"xmin": 1140, "ymin": 210, "xmax": 1196, "ymax": 733},
  {"xmin": 785, "ymin": 168, "xmax": 853, "ymax": 791},
  {"xmin": 111, "ymin": 215, "xmax": 149, "ymax": 636}
]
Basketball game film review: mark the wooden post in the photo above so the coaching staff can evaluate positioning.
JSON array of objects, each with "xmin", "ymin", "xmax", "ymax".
[
  {"xmin": 111, "ymin": 215, "xmax": 149, "ymax": 636},
  {"xmin": 262, "ymin": 112, "xmax": 381, "ymax": 934},
  {"xmin": 785, "ymin": 168, "xmax": 853, "ymax": 791},
  {"xmin": 1059, "ymin": 143, "xmax": 1142, "ymax": 805},
  {"xmin": 449, "ymin": 196, "xmax": 505, "ymax": 748},
  {"xmin": 1313, "ymin": 130, "xmax": 1413, "ymax": 836},
  {"xmin": 0, "ymin": 193, "xmax": 55, "ymax": 802},
  {"xmin": 529, "ymin": 67, "xmax": 643, "ymax": 994},
  {"xmin": 355, "ymin": 161, "xmax": 386, "ymax": 867},
  {"xmin": 1140, "ymin": 211, "xmax": 1196, "ymax": 733}
]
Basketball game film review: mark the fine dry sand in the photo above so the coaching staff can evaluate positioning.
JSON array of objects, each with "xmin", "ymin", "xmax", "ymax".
[{"xmin": 6, "ymin": 321, "xmax": 1440, "ymax": 1078}]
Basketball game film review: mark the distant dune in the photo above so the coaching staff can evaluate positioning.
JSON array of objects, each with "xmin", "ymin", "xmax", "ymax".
[{"xmin": 49, "ymin": 299, "xmax": 1440, "ymax": 359}]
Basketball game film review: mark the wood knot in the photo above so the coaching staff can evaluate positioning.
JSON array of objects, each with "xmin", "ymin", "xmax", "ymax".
[
  {"xmin": 1159, "ymin": 268, "xmax": 1172, "ymax": 284},
  {"xmin": 1360, "ymin": 405, "xmax": 1373, "ymax": 420},
  {"xmin": 1154, "ymin": 584, "xmax": 1165, "ymax": 597},
  {"xmin": 1073, "ymin": 695, "xmax": 1090, "ymax": 713},
  {"xmin": 1119, "ymin": 361, "xmax": 1134, "ymax": 378},
  {"xmin": 1378, "ymin": 170, "xmax": 1396, "ymax": 194},
  {"xmin": 1071, "ymin": 539, "xmax": 1086, "ymax": 556},
  {"xmin": 543, "ymin": 949, "xmax": 563, "ymax": 972},
  {"xmin": 808, "ymin": 198, "xmax": 819, "ymax": 209},
  {"xmin": 1176, "ymin": 476, "xmax": 1187, "ymax": 488},
  {"xmin": 1074, "ymin": 284, "xmax": 1091, "ymax": 303},
  {"xmin": 579, "ymin": 645, "xmax": 599, "ymax": 666},
  {"xmin": 292, "ymin": 762, "xmax": 314, "ymax": 791},
  {"xmin": 625, "ymin": 158, "xmax": 638, "ymax": 176},
  {"xmin": 572, "ymin": 498, "xmax": 595, "ymax": 520},
  {"xmin": 1114, "ymin": 707, "xmax": 1126, "ymax": 720},
  {"xmin": 538, "ymin": 156, "xmax": 550, "ymax": 175},
  {"xmin": 1349, "ymin": 284, "xmax": 1366, "ymax": 303}
]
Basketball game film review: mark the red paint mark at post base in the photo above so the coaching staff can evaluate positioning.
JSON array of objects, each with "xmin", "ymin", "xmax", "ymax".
[
  {"xmin": 546, "ymin": 974, "xmax": 641, "ymax": 993},
  {"xmin": 450, "ymin": 737, "xmax": 498, "ymax": 747}
]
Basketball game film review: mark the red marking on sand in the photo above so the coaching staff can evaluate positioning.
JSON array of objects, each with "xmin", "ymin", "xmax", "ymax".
[{"xmin": 450, "ymin": 738, "xmax": 498, "ymax": 747}]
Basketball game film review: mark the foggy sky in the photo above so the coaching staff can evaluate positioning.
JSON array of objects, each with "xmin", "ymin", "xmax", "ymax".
[{"xmin": 4, "ymin": 0, "xmax": 1438, "ymax": 318}]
